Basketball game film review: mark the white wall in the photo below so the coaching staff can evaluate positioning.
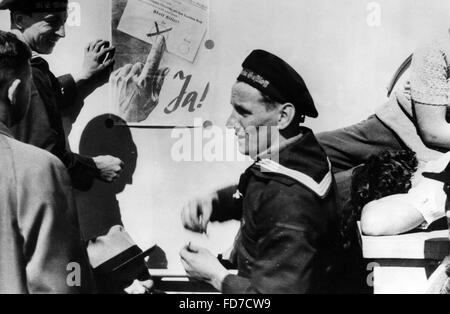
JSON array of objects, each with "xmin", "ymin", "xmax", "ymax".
[{"xmin": 1, "ymin": 0, "xmax": 450, "ymax": 271}]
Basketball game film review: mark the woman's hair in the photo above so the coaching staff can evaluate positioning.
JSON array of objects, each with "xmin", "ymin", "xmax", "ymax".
[{"xmin": 342, "ymin": 150, "xmax": 418, "ymax": 249}]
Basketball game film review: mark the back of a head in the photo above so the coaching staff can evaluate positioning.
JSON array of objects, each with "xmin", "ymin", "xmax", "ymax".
[
  {"xmin": 0, "ymin": 30, "xmax": 31, "ymax": 91},
  {"xmin": 351, "ymin": 150, "xmax": 418, "ymax": 213},
  {"xmin": 341, "ymin": 150, "xmax": 418, "ymax": 249}
]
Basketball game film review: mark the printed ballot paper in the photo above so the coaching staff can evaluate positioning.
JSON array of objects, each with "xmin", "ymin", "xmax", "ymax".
[{"xmin": 118, "ymin": 0, "xmax": 208, "ymax": 62}]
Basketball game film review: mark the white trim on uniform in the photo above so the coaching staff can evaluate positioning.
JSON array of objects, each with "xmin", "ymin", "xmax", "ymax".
[{"xmin": 256, "ymin": 159, "xmax": 333, "ymax": 198}]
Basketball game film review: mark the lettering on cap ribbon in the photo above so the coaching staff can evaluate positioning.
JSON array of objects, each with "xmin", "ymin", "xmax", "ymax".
[{"xmin": 240, "ymin": 69, "xmax": 270, "ymax": 89}]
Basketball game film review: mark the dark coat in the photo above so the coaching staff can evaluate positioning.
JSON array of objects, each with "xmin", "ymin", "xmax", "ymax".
[
  {"xmin": 212, "ymin": 128, "xmax": 342, "ymax": 294},
  {"xmin": 11, "ymin": 56, "xmax": 98, "ymax": 190}
]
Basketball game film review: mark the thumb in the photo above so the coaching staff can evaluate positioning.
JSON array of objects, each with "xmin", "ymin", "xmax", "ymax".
[
  {"xmin": 139, "ymin": 279, "xmax": 154, "ymax": 291},
  {"xmin": 187, "ymin": 242, "xmax": 201, "ymax": 253}
]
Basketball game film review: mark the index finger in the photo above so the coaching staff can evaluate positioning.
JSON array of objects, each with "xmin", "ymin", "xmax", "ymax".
[
  {"xmin": 189, "ymin": 201, "xmax": 201, "ymax": 230},
  {"xmin": 87, "ymin": 39, "xmax": 102, "ymax": 51},
  {"xmin": 93, "ymin": 40, "xmax": 109, "ymax": 53},
  {"xmin": 188, "ymin": 243, "xmax": 200, "ymax": 253},
  {"xmin": 139, "ymin": 36, "xmax": 166, "ymax": 81}
]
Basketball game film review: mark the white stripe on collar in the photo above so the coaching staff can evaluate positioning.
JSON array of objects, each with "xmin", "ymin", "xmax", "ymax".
[
  {"xmin": 31, "ymin": 51, "xmax": 41, "ymax": 60},
  {"xmin": 256, "ymin": 159, "xmax": 333, "ymax": 198}
]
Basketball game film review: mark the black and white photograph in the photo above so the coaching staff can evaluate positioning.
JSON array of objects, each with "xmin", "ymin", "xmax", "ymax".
[{"xmin": 0, "ymin": 0, "xmax": 449, "ymax": 299}]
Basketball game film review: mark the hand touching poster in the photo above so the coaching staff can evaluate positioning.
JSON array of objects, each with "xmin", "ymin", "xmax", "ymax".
[{"xmin": 110, "ymin": 36, "xmax": 170, "ymax": 123}]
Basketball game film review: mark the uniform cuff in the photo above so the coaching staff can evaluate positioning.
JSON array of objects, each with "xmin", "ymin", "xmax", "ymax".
[
  {"xmin": 221, "ymin": 274, "xmax": 250, "ymax": 294},
  {"xmin": 417, "ymin": 201, "xmax": 446, "ymax": 229}
]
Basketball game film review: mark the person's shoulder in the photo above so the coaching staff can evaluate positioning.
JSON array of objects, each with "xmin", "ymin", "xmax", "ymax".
[
  {"xmin": 255, "ymin": 176, "xmax": 333, "ymax": 234},
  {"xmin": 6, "ymin": 136, "xmax": 66, "ymax": 175},
  {"xmin": 30, "ymin": 56, "xmax": 53, "ymax": 87},
  {"xmin": 30, "ymin": 56, "xmax": 49, "ymax": 70},
  {"xmin": 257, "ymin": 158, "xmax": 333, "ymax": 200},
  {"xmin": 263, "ymin": 176, "xmax": 332, "ymax": 207},
  {"xmin": 414, "ymin": 33, "xmax": 450, "ymax": 59},
  {"xmin": 434, "ymin": 31, "xmax": 450, "ymax": 53},
  {"xmin": 256, "ymin": 153, "xmax": 335, "ymax": 218}
]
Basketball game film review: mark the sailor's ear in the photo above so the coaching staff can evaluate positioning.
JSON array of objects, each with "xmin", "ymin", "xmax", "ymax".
[
  {"xmin": 278, "ymin": 103, "xmax": 296, "ymax": 130},
  {"xmin": 11, "ymin": 11, "xmax": 30, "ymax": 31},
  {"xmin": 8, "ymin": 79, "xmax": 21, "ymax": 105}
]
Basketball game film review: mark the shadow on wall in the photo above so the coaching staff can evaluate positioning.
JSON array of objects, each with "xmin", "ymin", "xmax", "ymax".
[
  {"xmin": 75, "ymin": 114, "xmax": 168, "ymax": 269},
  {"xmin": 75, "ymin": 114, "xmax": 137, "ymax": 241}
]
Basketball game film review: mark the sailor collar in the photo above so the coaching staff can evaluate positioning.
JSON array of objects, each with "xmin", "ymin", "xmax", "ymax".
[{"xmin": 252, "ymin": 128, "xmax": 333, "ymax": 198}]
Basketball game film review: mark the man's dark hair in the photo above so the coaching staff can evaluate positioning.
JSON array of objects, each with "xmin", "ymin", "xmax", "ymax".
[
  {"xmin": 0, "ymin": 30, "xmax": 31, "ymax": 90},
  {"xmin": 341, "ymin": 150, "xmax": 418, "ymax": 249}
]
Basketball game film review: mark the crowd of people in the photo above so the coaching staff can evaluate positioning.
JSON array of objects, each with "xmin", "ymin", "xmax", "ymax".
[{"xmin": 0, "ymin": 0, "xmax": 449, "ymax": 294}]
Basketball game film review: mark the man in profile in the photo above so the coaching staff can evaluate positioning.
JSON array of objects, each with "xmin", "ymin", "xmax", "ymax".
[
  {"xmin": 180, "ymin": 50, "xmax": 341, "ymax": 294},
  {"xmin": 0, "ymin": 30, "xmax": 94, "ymax": 294},
  {"xmin": 0, "ymin": 0, "xmax": 123, "ymax": 190}
]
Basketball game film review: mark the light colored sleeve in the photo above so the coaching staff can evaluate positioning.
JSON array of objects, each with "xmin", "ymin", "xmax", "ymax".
[
  {"xmin": 16, "ymin": 150, "xmax": 93, "ymax": 294},
  {"xmin": 404, "ymin": 154, "xmax": 450, "ymax": 229},
  {"xmin": 410, "ymin": 39, "xmax": 449, "ymax": 106}
]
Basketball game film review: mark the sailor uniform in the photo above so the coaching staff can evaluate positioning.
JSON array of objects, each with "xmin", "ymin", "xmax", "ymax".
[
  {"xmin": 0, "ymin": 1, "xmax": 97, "ymax": 190},
  {"xmin": 11, "ymin": 56, "xmax": 98, "ymax": 191},
  {"xmin": 211, "ymin": 128, "xmax": 341, "ymax": 294}
]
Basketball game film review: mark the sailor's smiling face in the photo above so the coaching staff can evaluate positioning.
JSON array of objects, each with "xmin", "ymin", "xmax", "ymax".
[
  {"xmin": 13, "ymin": 10, "xmax": 68, "ymax": 54},
  {"xmin": 226, "ymin": 82, "xmax": 279, "ymax": 158}
]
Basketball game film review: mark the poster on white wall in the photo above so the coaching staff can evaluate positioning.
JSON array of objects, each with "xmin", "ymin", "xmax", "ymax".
[{"xmin": 111, "ymin": 0, "xmax": 213, "ymax": 127}]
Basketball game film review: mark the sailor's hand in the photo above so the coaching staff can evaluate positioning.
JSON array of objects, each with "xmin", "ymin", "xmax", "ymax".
[
  {"xmin": 93, "ymin": 155, "xmax": 124, "ymax": 183},
  {"xmin": 124, "ymin": 279, "xmax": 154, "ymax": 294},
  {"xmin": 180, "ymin": 243, "xmax": 228, "ymax": 291},
  {"xmin": 110, "ymin": 36, "xmax": 169, "ymax": 123},
  {"xmin": 181, "ymin": 192, "xmax": 218, "ymax": 233},
  {"xmin": 76, "ymin": 39, "xmax": 115, "ymax": 86}
]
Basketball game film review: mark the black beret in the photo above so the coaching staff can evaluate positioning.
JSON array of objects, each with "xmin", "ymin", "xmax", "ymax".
[
  {"xmin": 237, "ymin": 50, "xmax": 318, "ymax": 118},
  {"xmin": 0, "ymin": 0, "xmax": 68, "ymax": 12}
]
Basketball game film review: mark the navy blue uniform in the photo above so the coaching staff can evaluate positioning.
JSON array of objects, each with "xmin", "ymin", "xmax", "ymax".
[{"xmin": 212, "ymin": 128, "xmax": 341, "ymax": 294}]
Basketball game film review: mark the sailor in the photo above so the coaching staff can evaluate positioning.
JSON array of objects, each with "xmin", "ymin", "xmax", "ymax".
[
  {"xmin": 180, "ymin": 50, "xmax": 341, "ymax": 294},
  {"xmin": 0, "ymin": 0, "xmax": 123, "ymax": 190}
]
